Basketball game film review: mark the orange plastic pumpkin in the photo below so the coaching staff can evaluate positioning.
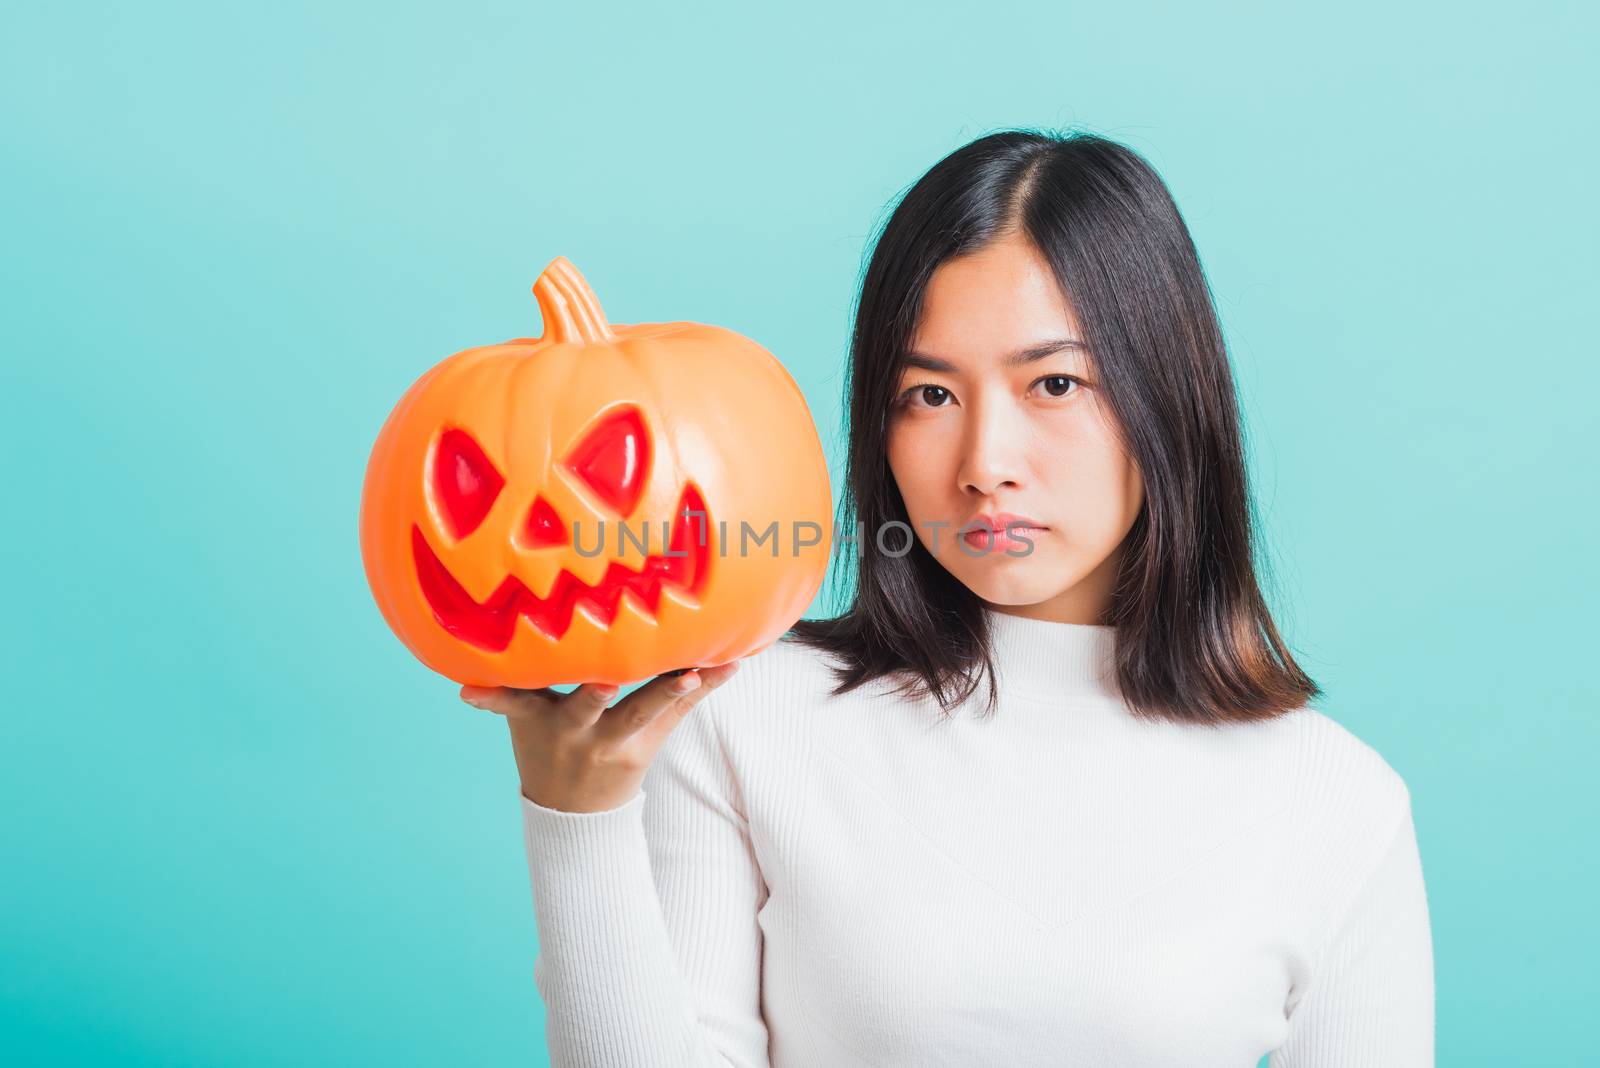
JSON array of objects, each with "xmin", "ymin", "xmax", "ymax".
[{"xmin": 359, "ymin": 256, "xmax": 833, "ymax": 688}]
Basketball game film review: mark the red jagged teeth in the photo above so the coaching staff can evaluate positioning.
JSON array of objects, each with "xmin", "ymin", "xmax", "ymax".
[{"xmin": 412, "ymin": 484, "xmax": 710, "ymax": 651}]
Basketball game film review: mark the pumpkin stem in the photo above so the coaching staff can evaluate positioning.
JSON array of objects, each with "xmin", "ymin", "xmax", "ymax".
[{"xmin": 533, "ymin": 257, "xmax": 616, "ymax": 345}]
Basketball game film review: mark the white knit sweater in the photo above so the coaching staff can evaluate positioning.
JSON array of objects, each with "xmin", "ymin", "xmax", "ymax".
[{"xmin": 518, "ymin": 608, "xmax": 1435, "ymax": 1066}]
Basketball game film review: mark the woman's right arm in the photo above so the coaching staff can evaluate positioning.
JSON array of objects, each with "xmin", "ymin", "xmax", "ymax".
[{"xmin": 465, "ymin": 665, "xmax": 770, "ymax": 1068}]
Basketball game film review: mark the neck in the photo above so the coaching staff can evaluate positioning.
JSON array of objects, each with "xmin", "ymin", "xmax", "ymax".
[{"xmin": 981, "ymin": 604, "xmax": 1120, "ymax": 701}]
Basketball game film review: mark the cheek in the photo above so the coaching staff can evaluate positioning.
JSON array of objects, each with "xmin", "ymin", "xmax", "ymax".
[
  {"xmin": 1065, "ymin": 405, "xmax": 1142, "ymax": 529},
  {"xmin": 1051, "ymin": 448, "xmax": 1143, "ymax": 542},
  {"xmin": 886, "ymin": 423, "xmax": 935, "ymax": 513}
]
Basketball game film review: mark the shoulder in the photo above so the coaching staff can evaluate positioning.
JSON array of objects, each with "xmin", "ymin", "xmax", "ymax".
[
  {"xmin": 1131, "ymin": 702, "xmax": 1413, "ymax": 862},
  {"xmin": 646, "ymin": 634, "xmax": 858, "ymax": 811},
  {"xmin": 1156, "ymin": 703, "xmax": 1413, "ymax": 858},
  {"xmin": 643, "ymin": 638, "xmax": 832, "ymax": 799},
  {"xmin": 1152, "ymin": 702, "xmax": 1411, "ymax": 815},
  {"xmin": 1249, "ymin": 705, "xmax": 1417, "ymax": 904},
  {"xmin": 1270, "ymin": 704, "xmax": 1413, "ymax": 815},
  {"xmin": 682, "ymin": 631, "xmax": 880, "ymax": 773},
  {"xmin": 701, "ymin": 632, "xmax": 857, "ymax": 727}
]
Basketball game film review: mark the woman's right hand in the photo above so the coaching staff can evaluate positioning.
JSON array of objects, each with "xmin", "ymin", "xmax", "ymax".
[{"xmin": 461, "ymin": 661, "xmax": 742, "ymax": 813}]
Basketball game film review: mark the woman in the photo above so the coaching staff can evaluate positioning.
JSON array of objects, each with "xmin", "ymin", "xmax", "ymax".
[{"xmin": 463, "ymin": 129, "xmax": 1436, "ymax": 1066}]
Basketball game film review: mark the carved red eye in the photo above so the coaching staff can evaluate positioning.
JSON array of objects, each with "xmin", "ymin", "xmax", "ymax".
[
  {"xmin": 432, "ymin": 427, "xmax": 504, "ymax": 539},
  {"xmin": 564, "ymin": 405, "xmax": 649, "ymax": 515}
]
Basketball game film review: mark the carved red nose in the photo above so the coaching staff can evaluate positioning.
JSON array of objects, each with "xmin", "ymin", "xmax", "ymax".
[
  {"xmin": 433, "ymin": 427, "xmax": 504, "ymax": 539},
  {"xmin": 522, "ymin": 494, "xmax": 568, "ymax": 548},
  {"xmin": 564, "ymin": 405, "xmax": 649, "ymax": 516}
]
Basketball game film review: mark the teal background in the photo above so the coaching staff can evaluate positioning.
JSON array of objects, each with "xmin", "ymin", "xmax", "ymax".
[{"xmin": 3, "ymin": 1, "xmax": 1593, "ymax": 1064}]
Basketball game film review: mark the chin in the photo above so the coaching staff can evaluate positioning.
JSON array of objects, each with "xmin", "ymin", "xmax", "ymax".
[
  {"xmin": 971, "ymin": 539, "xmax": 1097, "ymax": 590},
  {"xmin": 959, "ymin": 564, "xmax": 1081, "ymax": 607}
]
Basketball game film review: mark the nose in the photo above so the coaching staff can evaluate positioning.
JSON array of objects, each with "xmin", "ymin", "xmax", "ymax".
[{"xmin": 955, "ymin": 394, "xmax": 1026, "ymax": 498}]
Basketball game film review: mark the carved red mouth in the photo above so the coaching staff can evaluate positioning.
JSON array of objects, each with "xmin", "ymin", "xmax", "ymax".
[{"xmin": 412, "ymin": 483, "xmax": 711, "ymax": 651}]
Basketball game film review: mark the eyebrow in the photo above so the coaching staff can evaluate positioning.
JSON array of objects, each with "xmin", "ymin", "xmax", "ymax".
[{"xmin": 902, "ymin": 338, "xmax": 1087, "ymax": 373}]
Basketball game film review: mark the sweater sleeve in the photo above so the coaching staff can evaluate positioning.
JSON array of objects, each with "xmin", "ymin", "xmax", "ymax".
[
  {"xmin": 1270, "ymin": 796, "xmax": 1436, "ymax": 1067},
  {"xmin": 518, "ymin": 687, "xmax": 771, "ymax": 1068}
]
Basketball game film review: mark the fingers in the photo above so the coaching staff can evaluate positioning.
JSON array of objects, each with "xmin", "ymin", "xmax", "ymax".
[
  {"xmin": 560, "ymin": 683, "xmax": 621, "ymax": 728},
  {"xmin": 595, "ymin": 660, "xmax": 741, "ymax": 743},
  {"xmin": 460, "ymin": 685, "xmax": 545, "ymax": 719},
  {"xmin": 460, "ymin": 659, "xmax": 741, "ymax": 738},
  {"xmin": 461, "ymin": 682, "xmax": 620, "ymax": 730}
]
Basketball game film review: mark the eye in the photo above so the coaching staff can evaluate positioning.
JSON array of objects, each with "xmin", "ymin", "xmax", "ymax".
[
  {"xmin": 894, "ymin": 374, "xmax": 1084, "ymax": 411},
  {"xmin": 894, "ymin": 383, "xmax": 953, "ymax": 410},
  {"xmin": 1033, "ymin": 374, "xmax": 1082, "ymax": 398},
  {"xmin": 564, "ymin": 405, "xmax": 650, "ymax": 515},
  {"xmin": 432, "ymin": 427, "xmax": 505, "ymax": 539}
]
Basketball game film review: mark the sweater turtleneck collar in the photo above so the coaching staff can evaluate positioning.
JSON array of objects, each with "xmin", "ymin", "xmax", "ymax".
[{"xmin": 980, "ymin": 604, "xmax": 1121, "ymax": 702}]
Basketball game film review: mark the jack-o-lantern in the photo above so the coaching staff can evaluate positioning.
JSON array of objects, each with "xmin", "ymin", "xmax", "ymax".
[{"xmin": 359, "ymin": 256, "xmax": 833, "ymax": 688}]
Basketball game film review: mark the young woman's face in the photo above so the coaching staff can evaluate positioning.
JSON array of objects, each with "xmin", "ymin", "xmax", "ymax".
[{"xmin": 886, "ymin": 230, "xmax": 1145, "ymax": 624}]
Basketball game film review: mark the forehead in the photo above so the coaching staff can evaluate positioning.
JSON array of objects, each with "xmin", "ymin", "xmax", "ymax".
[{"xmin": 910, "ymin": 236, "xmax": 1083, "ymax": 359}]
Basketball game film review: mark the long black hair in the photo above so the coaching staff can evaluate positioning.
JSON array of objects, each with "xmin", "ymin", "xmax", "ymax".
[{"xmin": 786, "ymin": 127, "xmax": 1320, "ymax": 726}]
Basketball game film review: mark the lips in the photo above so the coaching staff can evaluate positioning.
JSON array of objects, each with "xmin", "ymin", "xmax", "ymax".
[
  {"xmin": 412, "ymin": 483, "xmax": 711, "ymax": 651},
  {"xmin": 960, "ymin": 511, "xmax": 1046, "ymax": 554},
  {"xmin": 963, "ymin": 511, "xmax": 1045, "ymax": 534},
  {"xmin": 961, "ymin": 526, "xmax": 1044, "ymax": 553}
]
